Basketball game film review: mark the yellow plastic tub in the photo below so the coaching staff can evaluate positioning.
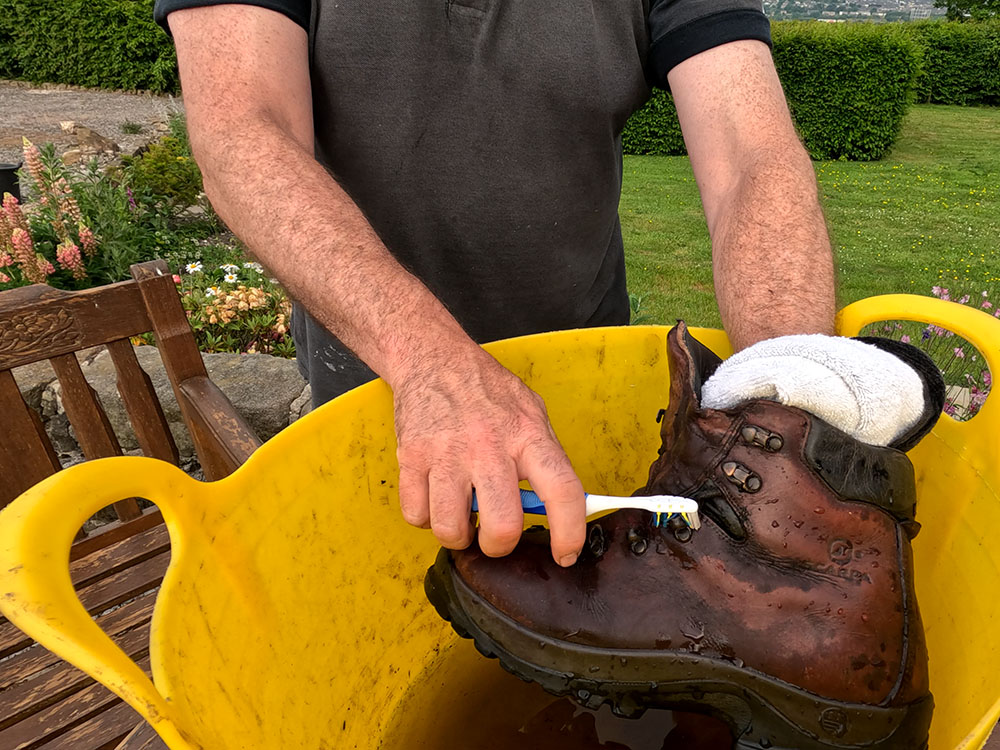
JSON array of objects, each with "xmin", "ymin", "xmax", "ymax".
[{"xmin": 0, "ymin": 294, "xmax": 998, "ymax": 750}]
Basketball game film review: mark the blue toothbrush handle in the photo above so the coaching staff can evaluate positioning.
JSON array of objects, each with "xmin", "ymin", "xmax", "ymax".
[{"xmin": 471, "ymin": 489, "xmax": 549, "ymax": 515}]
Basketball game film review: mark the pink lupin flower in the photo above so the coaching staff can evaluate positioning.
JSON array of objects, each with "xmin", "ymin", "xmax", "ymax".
[
  {"xmin": 10, "ymin": 228, "xmax": 46, "ymax": 284},
  {"xmin": 0, "ymin": 271, "xmax": 10, "ymax": 284},
  {"xmin": 55, "ymin": 179, "xmax": 82, "ymax": 224},
  {"xmin": 37, "ymin": 255, "xmax": 55, "ymax": 277},
  {"xmin": 2, "ymin": 193, "xmax": 30, "ymax": 235},
  {"xmin": 21, "ymin": 137, "xmax": 47, "ymax": 190},
  {"xmin": 56, "ymin": 240, "xmax": 87, "ymax": 280},
  {"xmin": 77, "ymin": 223, "xmax": 97, "ymax": 257}
]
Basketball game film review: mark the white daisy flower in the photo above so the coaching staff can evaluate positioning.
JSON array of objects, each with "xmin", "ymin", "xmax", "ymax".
[
  {"xmin": 243, "ymin": 262, "xmax": 264, "ymax": 273},
  {"xmin": 205, "ymin": 286, "xmax": 220, "ymax": 297},
  {"xmin": 224, "ymin": 273, "xmax": 238, "ymax": 283},
  {"xmin": 185, "ymin": 261, "xmax": 203, "ymax": 273},
  {"xmin": 219, "ymin": 263, "xmax": 240, "ymax": 273}
]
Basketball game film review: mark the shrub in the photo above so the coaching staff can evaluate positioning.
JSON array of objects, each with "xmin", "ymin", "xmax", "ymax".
[
  {"xmin": 623, "ymin": 21, "xmax": 922, "ymax": 161},
  {"xmin": 772, "ymin": 22, "xmax": 921, "ymax": 160},
  {"xmin": 908, "ymin": 20, "xmax": 1000, "ymax": 106},
  {"xmin": 0, "ymin": 0, "xmax": 177, "ymax": 93},
  {"xmin": 121, "ymin": 136, "xmax": 203, "ymax": 211},
  {"xmin": 622, "ymin": 90, "xmax": 686, "ymax": 156},
  {"xmin": 151, "ymin": 263, "xmax": 295, "ymax": 357},
  {"xmin": 1, "ymin": 133, "xmax": 222, "ymax": 291}
]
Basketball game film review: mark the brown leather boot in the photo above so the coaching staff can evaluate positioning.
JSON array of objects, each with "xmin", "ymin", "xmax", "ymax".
[{"xmin": 425, "ymin": 322, "xmax": 941, "ymax": 749}]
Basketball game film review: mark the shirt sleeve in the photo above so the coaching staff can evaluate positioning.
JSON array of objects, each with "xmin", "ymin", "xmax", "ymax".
[
  {"xmin": 154, "ymin": 0, "xmax": 310, "ymax": 34},
  {"xmin": 646, "ymin": 0, "xmax": 772, "ymax": 87}
]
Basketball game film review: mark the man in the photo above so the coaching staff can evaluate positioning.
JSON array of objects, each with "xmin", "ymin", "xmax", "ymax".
[{"xmin": 155, "ymin": 0, "xmax": 836, "ymax": 570}]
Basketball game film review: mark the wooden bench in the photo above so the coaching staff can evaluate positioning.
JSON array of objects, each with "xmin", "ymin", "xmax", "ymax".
[{"xmin": 0, "ymin": 260, "xmax": 261, "ymax": 750}]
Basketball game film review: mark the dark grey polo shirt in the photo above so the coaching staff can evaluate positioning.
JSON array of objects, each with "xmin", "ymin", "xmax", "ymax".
[{"xmin": 156, "ymin": 0, "xmax": 770, "ymax": 405}]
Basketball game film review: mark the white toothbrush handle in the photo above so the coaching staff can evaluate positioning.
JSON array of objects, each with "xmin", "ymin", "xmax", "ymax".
[{"xmin": 584, "ymin": 494, "xmax": 699, "ymax": 516}]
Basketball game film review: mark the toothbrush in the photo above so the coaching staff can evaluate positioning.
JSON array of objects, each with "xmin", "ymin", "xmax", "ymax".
[{"xmin": 471, "ymin": 489, "xmax": 701, "ymax": 530}]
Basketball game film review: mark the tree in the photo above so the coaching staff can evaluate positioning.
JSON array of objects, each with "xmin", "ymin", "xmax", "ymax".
[{"xmin": 934, "ymin": 0, "xmax": 1000, "ymax": 21}]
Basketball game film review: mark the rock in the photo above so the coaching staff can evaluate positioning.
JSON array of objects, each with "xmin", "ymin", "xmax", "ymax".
[
  {"xmin": 153, "ymin": 122, "xmax": 169, "ymax": 132},
  {"xmin": 289, "ymin": 384, "xmax": 312, "ymax": 424},
  {"xmin": 73, "ymin": 125, "xmax": 119, "ymax": 154},
  {"xmin": 11, "ymin": 359, "xmax": 57, "ymax": 411},
  {"xmin": 71, "ymin": 345, "xmax": 307, "ymax": 457},
  {"xmin": 59, "ymin": 120, "xmax": 75, "ymax": 133},
  {"xmin": 61, "ymin": 148, "xmax": 84, "ymax": 166}
]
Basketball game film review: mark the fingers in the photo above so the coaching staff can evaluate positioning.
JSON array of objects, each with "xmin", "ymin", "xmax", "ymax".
[
  {"xmin": 428, "ymin": 469, "xmax": 474, "ymax": 549},
  {"xmin": 519, "ymin": 434, "xmax": 586, "ymax": 567},
  {"xmin": 397, "ymin": 456, "xmax": 431, "ymax": 529},
  {"xmin": 472, "ymin": 461, "xmax": 524, "ymax": 558}
]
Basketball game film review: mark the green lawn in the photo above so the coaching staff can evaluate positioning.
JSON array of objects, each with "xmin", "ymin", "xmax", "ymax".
[{"xmin": 621, "ymin": 104, "xmax": 1000, "ymax": 327}]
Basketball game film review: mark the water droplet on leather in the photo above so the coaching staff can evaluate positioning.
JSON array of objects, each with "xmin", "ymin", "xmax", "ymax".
[
  {"xmin": 814, "ymin": 507, "xmax": 825, "ymax": 514},
  {"xmin": 793, "ymin": 520, "xmax": 804, "ymax": 528},
  {"xmin": 837, "ymin": 608, "xmax": 845, "ymax": 615},
  {"xmin": 861, "ymin": 613, "xmax": 870, "ymax": 623}
]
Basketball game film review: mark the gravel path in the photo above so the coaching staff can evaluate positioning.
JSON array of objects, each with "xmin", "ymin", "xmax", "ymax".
[{"xmin": 0, "ymin": 79, "xmax": 184, "ymax": 167}]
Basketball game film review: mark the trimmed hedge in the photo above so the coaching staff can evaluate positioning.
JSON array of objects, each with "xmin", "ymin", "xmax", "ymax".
[
  {"xmin": 773, "ymin": 21, "xmax": 921, "ymax": 160},
  {"xmin": 908, "ymin": 20, "xmax": 1000, "ymax": 106},
  {"xmin": 624, "ymin": 21, "xmax": 922, "ymax": 161},
  {"xmin": 0, "ymin": 0, "xmax": 177, "ymax": 93}
]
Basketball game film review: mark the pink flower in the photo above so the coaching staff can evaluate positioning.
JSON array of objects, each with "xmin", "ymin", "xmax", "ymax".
[
  {"xmin": 56, "ymin": 241, "xmax": 87, "ymax": 280},
  {"xmin": 37, "ymin": 255, "xmax": 54, "ymax": 277},
  {"xmin": 954, "ymin": 347, "xmax": 965, "ymax": 358},
  {"xmin": 995, "ymin": 309, "xmax": 1000, "ymax": 318},
  {"xmin": 0, "ymin": 271, "xmax": 10, "ymax": 284},
  {"xmin": 941, "ymin": 289, "xmax": 951, "ymax": 301},
  {"xmin": 21, "ymin": 137, "xmax": 46, "ymax": 191},
  {"xmin": 77, "ymin": 223, "xmax": 97, "ymax": 257},
  {"xmin": 959, "ymin": 294, "xmax": 970, "ymax": 305},
  {"xmin": 984, "ymin": 301, "xmax": 995, "ymax": 310},
  {"xmin": 2, "ymin": 193, "xmax": 29, "ymax": 235},
  {"xmin": 931, "ymin": 285, "xmax": 942, "ymax": 297},
  {"xmin": 900, "ymin": 334, "xmax": 911, "ymax": 344},
  {"xmin": 10, "ymin": 228, "xmax": 46, "ymax": 284},
  {"xmin": 55, "ymin": 179, "xmax": 82, "ymax": 224},
  {"xmin": 0, "ymin": 252, "xmax": 11, "ymax": 268},
  {"xmin": 172, "ymin": 274, "xmax": 182, "ymax": 284},
  {"xmin": 985, "ymin": 371, "xmax": 993, "ymax": 388}
]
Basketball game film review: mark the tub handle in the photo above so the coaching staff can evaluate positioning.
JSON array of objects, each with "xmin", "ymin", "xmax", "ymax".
[{"xmin": 0, "ymin": 456, "xmax": 203, "ymax": 750}]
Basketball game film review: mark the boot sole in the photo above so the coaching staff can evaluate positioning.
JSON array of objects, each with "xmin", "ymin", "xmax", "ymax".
[{"xmin": 425, "ymin": 549, "xmax": 932, "ymax": 750}]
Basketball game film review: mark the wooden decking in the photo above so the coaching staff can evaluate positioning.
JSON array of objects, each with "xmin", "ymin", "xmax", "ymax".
[{"xmin": 0, "ymin": 521, "xmax": 169, "ymax": 750}]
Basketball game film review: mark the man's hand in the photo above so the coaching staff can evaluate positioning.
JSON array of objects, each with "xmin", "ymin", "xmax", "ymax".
[{"xmin": 394, "ymin": 345, "xmax": 586, "ymax": 565}]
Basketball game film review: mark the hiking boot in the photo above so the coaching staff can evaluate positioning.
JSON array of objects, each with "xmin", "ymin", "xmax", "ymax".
[{"xmin": 425, "ymin": 322, "xmax": 942, "ymax": 750}]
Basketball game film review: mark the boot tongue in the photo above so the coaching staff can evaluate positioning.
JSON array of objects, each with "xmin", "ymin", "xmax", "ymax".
[{"xmin": 659, "ymin": 322, "xmax": 723, "ymax": 447}]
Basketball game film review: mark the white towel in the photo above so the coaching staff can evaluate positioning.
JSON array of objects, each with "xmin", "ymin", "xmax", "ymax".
[{"xmin": 701, "ymin": 335, "xmax": 925, "ymax": 447}]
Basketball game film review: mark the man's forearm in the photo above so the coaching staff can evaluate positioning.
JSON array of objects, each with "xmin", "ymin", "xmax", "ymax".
[
  {"xmin": 709, "ymin": 146, "xmax": 836, "ymax": 351},
  {"xmin": 192, "ymin": 113, "xmax": 476, "ymax": 388}
]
